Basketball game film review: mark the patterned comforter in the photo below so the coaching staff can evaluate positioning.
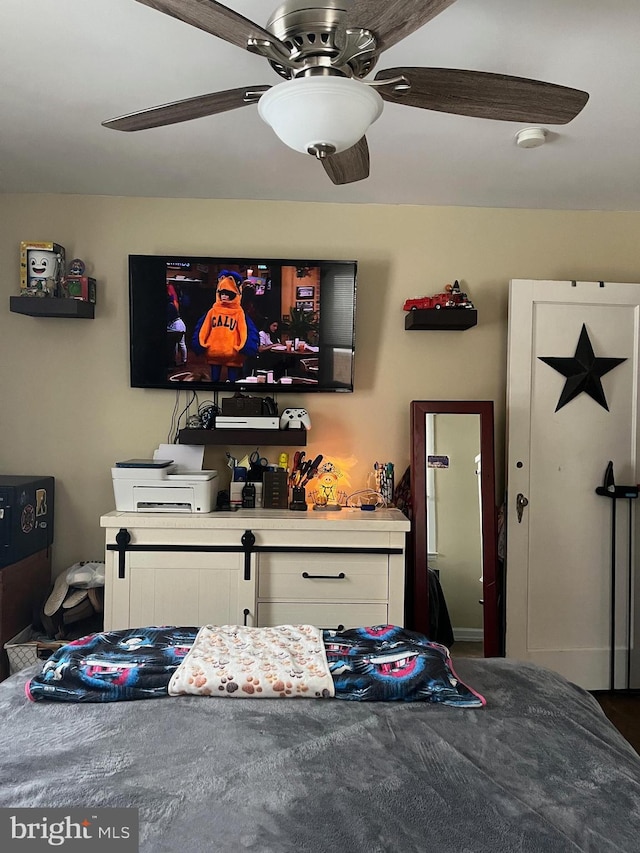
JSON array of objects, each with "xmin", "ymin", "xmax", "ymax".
[{"xmin": 25, "ymin": 625, "xmax": 484, "ymax": 707}]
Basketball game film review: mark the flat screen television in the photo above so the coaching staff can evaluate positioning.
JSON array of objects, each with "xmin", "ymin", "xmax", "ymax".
[{"xmin": 129, "ymin": 255, "xmax": 357, "ymax": 393}]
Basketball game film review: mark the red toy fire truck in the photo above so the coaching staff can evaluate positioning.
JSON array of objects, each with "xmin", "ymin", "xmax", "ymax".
[{"xmin": 403, "ymin": 281, "xmax": 474, "ymax": 311}]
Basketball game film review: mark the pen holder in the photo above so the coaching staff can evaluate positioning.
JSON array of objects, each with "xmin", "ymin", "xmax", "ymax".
[{"xmin": 289, "ymin": 486, "xmax": 308, "ymax": 511}]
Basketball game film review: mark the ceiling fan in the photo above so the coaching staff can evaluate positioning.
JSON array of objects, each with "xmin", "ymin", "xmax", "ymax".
[{"xmin": 102, "ymin": 0, "xmax": 589, "ymax": 185}]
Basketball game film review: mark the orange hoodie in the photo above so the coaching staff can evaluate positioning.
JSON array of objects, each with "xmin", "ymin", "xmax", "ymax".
[{"xmin": 198, "ymin": 275, "xmax": 248, "ymax": 368}]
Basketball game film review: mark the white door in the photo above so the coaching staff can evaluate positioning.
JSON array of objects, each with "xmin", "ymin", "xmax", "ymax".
[{"xmin": 506, "ymin": 279, "xmax": 640, "ymax": 690}]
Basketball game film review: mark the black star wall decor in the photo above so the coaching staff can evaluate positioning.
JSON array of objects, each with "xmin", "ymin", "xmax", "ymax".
[{"xmin": 538, "ymin": 324, "xmax": 626, "ymax": 412}]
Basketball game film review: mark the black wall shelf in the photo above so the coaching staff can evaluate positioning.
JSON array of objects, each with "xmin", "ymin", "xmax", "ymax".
[
  {"xmin": 10, "ymin": 296, "xmax": 95, "ymax": 319},
  {"xmin": 178, "ymin": 428, "xmax": 307, "ymax": 446},
  {"xmin": 405, "ymin": 308, "xmax": 477, "ymax": 331}
]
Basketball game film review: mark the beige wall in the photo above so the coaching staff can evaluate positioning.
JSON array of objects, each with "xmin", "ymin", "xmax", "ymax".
[{"xmin": 2, "ymin": 193, "xmax": 640, "ymax": 577}]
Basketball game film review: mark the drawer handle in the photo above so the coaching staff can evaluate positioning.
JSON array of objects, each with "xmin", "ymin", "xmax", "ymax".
[
  {"xmin": 115, "ymin": 528, "xmax": 131, "ymax": 579},
  {"xmin": 241, "ymin": 529, "xmax": 256, "ymax": 581},
  {"xmin": 301, "ymin": 571, "xmax": 346, "ymax": 580},
  {"xmin": 243, "ymin": 608, "xmax": 250, "ymax": 626}
]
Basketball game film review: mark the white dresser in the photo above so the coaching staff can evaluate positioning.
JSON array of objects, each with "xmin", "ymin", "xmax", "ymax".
[{"xmin": 100, "ymin": 508, "xmax": 410, "ymax": 631}]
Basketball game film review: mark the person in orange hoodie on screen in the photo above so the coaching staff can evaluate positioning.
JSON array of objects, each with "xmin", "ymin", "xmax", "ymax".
[{"xmin": 198, "ymin": 270, "xmax": 248, "ymax": 382}]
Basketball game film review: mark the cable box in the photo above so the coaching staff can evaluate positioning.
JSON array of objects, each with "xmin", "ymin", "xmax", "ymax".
[{"xmin": 215, "ymin": 417, "xmax": 280, "ymax": 430}]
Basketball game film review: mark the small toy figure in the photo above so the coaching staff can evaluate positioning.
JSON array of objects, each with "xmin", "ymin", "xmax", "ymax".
[
  {"xmin": 20, "ymin": 241, "xmax": 65, "ymax": 297},
  {"xmin": 68, "ymin": 258, "xmax": 86, "ymax": 276},
  {"xmin": 445, "ymin": 280, "xmax": 474, "ymax": 308},
  {"xmin": 27, "ymin": 248, "xmax": 62, "ymax": 296}
]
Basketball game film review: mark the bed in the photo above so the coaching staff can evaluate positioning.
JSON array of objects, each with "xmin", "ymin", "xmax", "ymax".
[{"xmin": 1, "ymin": 627, "xmax": 640, "ymax": 853}]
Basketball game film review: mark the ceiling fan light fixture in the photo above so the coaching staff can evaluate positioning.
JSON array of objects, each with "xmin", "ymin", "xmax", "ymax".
[{"xmin": 257, "ymin": 76, "xmax": 383, "ymax": 156}]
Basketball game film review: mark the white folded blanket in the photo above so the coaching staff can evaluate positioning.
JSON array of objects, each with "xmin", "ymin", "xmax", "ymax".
[{"xmin": 168, "ymin": 624, "xmax": 335, "ymax": 699}]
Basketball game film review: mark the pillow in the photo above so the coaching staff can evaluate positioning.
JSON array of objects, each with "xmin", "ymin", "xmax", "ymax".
[{"xmin": 322, "ymin": 625, "xmax": 485, "ymax": 708}]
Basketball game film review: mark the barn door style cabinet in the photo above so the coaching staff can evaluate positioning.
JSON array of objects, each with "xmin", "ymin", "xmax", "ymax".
[{"xmin": 101, "ymin": 509, "xmax": 410, "ymax": 632}]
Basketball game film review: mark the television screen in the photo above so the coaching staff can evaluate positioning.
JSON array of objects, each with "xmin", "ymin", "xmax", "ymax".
[{"xmin": 129, "ymin": 255, "xmax": 357, "ymax": 392}]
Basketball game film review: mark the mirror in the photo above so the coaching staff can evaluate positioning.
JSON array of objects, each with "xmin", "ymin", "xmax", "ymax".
[{"xmin": 409, "ymin": 401, "xmax": 500, "ymax": 657}]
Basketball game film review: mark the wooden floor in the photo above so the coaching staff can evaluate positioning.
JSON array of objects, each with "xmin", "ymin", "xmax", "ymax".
[
  {"xmin": 453, "ymin": 641, "xmax": 484, "ymax": 658},
  {"xmin": 594, "ymin": 693, "xmax": 640, "ymax": 754}
]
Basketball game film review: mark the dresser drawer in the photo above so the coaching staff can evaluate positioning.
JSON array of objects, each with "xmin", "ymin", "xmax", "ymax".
[
  {"xmin": 257, "ymin": 553, "xmax": 389, "ymax": 602},
  {"xmin": 257, "ymin": 602, "xmax": 388, "ymax": 630}
]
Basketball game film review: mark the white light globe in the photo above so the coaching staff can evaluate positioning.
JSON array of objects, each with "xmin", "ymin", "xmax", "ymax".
[{"xmin": 258, "ymin": 76, "xmax": 383, "ymax": 155}]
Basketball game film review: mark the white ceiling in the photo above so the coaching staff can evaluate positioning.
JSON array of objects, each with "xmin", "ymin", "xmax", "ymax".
[{"xmin": 2, "ymin": 0, "xmax": 638, "ymax": 210}]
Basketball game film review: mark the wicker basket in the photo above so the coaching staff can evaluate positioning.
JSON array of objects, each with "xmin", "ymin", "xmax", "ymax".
[{"xmin": 4, "ymin": 627, "xmax": 66, "ymax": 674}]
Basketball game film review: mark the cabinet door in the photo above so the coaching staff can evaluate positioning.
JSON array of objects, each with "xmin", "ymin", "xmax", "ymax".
[{"xmin": 107, "ymin": 550, "xmax": 253, "ymax": 630}]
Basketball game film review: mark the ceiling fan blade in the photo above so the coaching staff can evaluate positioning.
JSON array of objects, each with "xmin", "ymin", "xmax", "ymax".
[
  {"xmin": 102, "ymin": 86, "xmax": 270, "ymax": 131},
  {"xmin": 321, "ymin": 137, "xmax": 370, "ymax": 185},
  {"xmin": 135, "ymin": 0, "xmax": 288, "ymax": 53},
  {"xmin": 351, "ymin": 0, "xmax": 457, "ymax": 53},
  {"xmin": 375, "ymin": 67, "xmax": 589, "ymax": 124}
]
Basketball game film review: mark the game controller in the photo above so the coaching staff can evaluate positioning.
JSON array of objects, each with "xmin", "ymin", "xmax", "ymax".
[{"xmin": 280, "ymin": 408, "xmax": 311, "ymax": 430}]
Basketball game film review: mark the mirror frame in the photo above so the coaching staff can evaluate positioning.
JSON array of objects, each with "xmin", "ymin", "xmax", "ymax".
[{"xmin": 409, "ymin": 400, "xmax": 500, "ymax": 657}]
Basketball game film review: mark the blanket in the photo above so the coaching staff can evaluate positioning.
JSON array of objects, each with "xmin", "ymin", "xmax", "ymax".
[
  {"xmin": 323, "ymin": 625, "xmax": 484, "ymax": 706},
  {"xmin": 26, "ymin": 626, "xmax": 199, "ymax": 703},
  {"xmin": 25, "ymin": 625, "xmax": 484, "ymax": 707},
  {"xmin": 168, "ymin": 624, "xmax": 335, "ymax": 699}
]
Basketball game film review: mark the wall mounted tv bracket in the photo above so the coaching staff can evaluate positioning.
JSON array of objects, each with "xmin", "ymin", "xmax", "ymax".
[{"xmin": 595, "ymin": 460, "xmax": 639, "ymax": 692}]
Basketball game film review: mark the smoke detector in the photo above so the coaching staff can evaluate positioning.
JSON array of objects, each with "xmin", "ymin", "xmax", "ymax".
[{"xmin": 515, "ymin": 127, "xmax": 548, "ymax": 149}]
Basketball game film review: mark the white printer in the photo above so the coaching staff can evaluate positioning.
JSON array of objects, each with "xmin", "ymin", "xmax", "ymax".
[{"xmin": 112, "ymin": 458, "xmax": 219, "ymax": 513}]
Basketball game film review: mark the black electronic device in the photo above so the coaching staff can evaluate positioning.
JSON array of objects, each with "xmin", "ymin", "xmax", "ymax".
[
  {"xmin": 289, "ymin": 486, "xmax": 308, "ymax": 511},
  {"xmin": 241, "ymin": 482, "xmax": 256, "ymax": 509},
  {"xmin": 222, "ymin": 396, "xmax": 263, "ymax": 417},
  {"xmin": 129, "ymin": 254, "xmax": 357, "ymax": 393},
  {"xmin": 0, "ymin": 475, "xmax": 55, "ymax": 568}
]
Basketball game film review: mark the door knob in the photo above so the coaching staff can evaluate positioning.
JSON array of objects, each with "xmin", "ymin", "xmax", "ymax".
[{"xmin": 516, "ymin": 493, "xmax": 529, "ymax": 523}]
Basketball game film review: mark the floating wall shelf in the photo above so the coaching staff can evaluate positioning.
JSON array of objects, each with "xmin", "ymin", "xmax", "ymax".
[
  {"xmin": 404, "ymin": 308, "xmax": 477, "ymax": 331},
  {"xmin": 178, "ymin": 428, "xmax": 307, "ymax": 446},
  {"xmin": 10, "ymin": 296, "xmax": 95, "ymax": 319}
]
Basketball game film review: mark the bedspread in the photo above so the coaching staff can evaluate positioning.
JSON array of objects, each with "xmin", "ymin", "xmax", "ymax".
[
  {"xmin": 2, "ymin": 658, "xmax": 640, "ymax": 852},
  {"xmin": 25, "ymin": 625, "xmax": 484, "ymax": 707}
]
